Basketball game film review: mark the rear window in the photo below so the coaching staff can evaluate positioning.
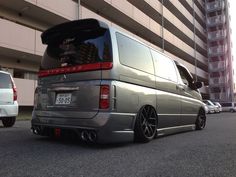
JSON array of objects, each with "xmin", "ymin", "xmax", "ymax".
[
  {"xmin": 0, "ymin": 73, "xmax": 11, "ymax": 89},
  {"xmin": 41, "ymin": 29, "xmax": 112, "ymax": 70}
]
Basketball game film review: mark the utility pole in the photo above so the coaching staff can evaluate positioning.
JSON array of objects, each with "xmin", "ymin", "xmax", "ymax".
[
  {"xmin": 161, "ymin": 0, "xmax": 164, "ymax": 52},
  {"xmin": 78, "ymin": 0, "xmax": 80, "ymax": 19}
]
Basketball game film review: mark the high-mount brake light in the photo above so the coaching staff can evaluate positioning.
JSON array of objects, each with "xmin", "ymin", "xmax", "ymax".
[{"xmin": 38, "ymin": 62, "xmax": 112, "ymax": 77}]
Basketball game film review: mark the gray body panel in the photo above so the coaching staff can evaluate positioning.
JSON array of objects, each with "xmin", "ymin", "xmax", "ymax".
[{"xmin": 32, "ymin": 24, "xmax": 205, "ymax": 143}]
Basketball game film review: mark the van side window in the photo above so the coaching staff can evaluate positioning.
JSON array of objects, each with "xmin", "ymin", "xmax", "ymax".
[
  {"xmin": 116, "ymin": 33, "xmax": 154, "ymax": 74},
  {"xmin": 178, "ymin": 69, "xmax": 189, "ymax": 86},
  {"xmin": 151, "ymin": 50, "xmax": 178, "ymax": 82},
  {"xmin": 176, "ymin": 65, "xmax": 194, "ymax": 87},
  {"xmin": 221, "ymin": 103, "xmax": 232, "ymax": 107}
]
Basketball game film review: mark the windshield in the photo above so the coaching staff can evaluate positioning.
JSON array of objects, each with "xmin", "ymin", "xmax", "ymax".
[{"xmin": 41, "ymin": 29, "xmax": 112, "ymax": 70}]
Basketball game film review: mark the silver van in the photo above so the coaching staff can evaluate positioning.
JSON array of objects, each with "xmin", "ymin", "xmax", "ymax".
[
  {"xmin": 31, "ymin": 19, "xmax": 206, "ymax": 143},
  {"xmin": 220, "ymin": 102, "xmax": 236, "ymax": 112}
]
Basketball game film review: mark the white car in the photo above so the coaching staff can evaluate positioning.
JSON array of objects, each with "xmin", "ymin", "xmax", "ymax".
[
  {"xmin": 203, "ymin": 100, "xmax": 216, "ymax": 114},
  {"xmin": 213, "ymin": 102, "xmax": 222, "ymax": 113},
  {"xmin": 0, "ymin": 70, "xmax": 18, "ymax": 127}
]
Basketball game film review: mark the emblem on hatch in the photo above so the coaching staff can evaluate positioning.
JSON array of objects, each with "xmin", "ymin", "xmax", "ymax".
[{"xmin": 59, "ymin": 74, "xmax": 67, "ymax": 82}]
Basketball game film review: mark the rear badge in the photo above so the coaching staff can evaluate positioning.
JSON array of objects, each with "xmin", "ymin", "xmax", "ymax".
[{"xmin": 59, "ymin": 74, "xmax": 67, "ymax": 82}]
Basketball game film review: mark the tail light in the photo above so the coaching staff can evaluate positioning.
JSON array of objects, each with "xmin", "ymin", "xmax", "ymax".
[
  {"xmin": 99, "ymin": 85, "xmax": 110, "ymax": 109},
  {"xmin": 10, "ymin": 76, "xmax": 17, "ymax": 101}
]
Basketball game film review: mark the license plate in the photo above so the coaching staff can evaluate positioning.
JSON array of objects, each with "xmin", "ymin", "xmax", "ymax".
[{"xmin": 55, "ymin": 93, "xmax": 72, "ymax": 105}]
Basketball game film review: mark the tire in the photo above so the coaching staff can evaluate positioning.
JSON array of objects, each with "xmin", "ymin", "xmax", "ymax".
[
  {"xmin": 134, "ymin": 105, "xmax": 157, "ymax": 143},
  {"xmin": 195, "ymin": 110, "xmax": 206, "ymax": 130},
  {"xmin": 2, "ymin": 117, "xmax": 16, "ymax": 127},
  {"xmin": 230, "ymin": 109, "xmax": 234, "ymax": 113}
]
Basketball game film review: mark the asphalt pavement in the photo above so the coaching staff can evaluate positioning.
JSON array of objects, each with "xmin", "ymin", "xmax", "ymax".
[{"xmin": 0, "ymin": 113, "xmax": 236, "ymax": 177}]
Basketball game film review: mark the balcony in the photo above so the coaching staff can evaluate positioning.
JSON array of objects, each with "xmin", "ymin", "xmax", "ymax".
[
  {"xmin": 208, "ymin": 30, "xmax": 226, "ymax": 41},
  {"xmin": 206, "ymin": 1, "xmax": 225, "ymax": 12},
  {"xmin": 208, "ymin": 45, "xmax": 227, "ymax": 57},
  {"xmin": 206, "ymin": 15, "xmax": 226, "ymax": 27},
  {"xmin": 209, "ymin": 60, "xmax": 228, "ymax": 72},
  {"xmin": 210, "ymin": 92, "xmax": 229, "ymax": 101},
  {"xmin": 209, "ymin": 75, "xmax": 229, "ymax": 86}
]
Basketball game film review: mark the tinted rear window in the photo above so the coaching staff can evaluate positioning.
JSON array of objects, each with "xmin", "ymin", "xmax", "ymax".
[
  {"xmin": 0, "ymin": 73, "xmax": 11, "ymax": 88},
  {"xmin": 41, "ymin": 29, "xmax": 112, "ymax": 70}
]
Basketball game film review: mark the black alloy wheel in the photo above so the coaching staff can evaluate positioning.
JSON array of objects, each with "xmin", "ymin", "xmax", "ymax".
[
  {"xmin": 134, "ymin": 105, "xmax": 158, "ymax": 143},
  {"xmin": 195, "ymin": 111, "xmax": 206, "ymax": 130}
]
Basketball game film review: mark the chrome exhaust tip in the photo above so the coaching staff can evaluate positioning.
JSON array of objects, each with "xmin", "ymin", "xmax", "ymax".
[
  {"xmin": 81, "ymin": 130, "xmax": 89, "ymax": 141},
  {"xmin": 88, "ymin": 131, "xmax": 97, "ymax": 143}
]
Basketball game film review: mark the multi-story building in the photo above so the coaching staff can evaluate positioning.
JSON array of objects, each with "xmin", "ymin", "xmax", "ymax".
[
  {"xmin": 206, "ymin": 0, "xmax": 234, "ymax": 102},
  {"xmin": 0, "ymin": 0, "xmax": 223, "ymax": 107}
]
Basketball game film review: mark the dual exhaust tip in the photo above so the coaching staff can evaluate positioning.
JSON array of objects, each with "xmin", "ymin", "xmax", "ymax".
[
  {"xmin": 32, "ymin": 126, "xmax": 97, "ymax": 143},
  {"xmin": 81, "ymin": 130, "xmax": 97, "ymax": 143}
]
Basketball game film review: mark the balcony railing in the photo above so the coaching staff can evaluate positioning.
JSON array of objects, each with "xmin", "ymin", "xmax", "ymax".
[
  {"xmin": 208, "ymin": 45, "xmax": 227, "ymax": 56},
  {"xmin": 210, "ymin": 92, "xmax": 229, "ymax": 101},
  {"xmin": 206, "ymin": 1, "xmax": 225, "ymax": 12},
  {"xmin": 209, "ymin": 60, "xmax": 228, "ymax": 72},
  {"xmin": 208, "ymin": 30, "xmax": 226, "ymax": 41},
  {"xmin": 209, "ymin": 75, "xmax": 229, "ymax": 86},
  {"xmin": 207, "ymin": 15, "xmax": 226, "ymax": 27}
]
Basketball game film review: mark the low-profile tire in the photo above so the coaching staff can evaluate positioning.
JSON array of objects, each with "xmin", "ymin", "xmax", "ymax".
[
  {"xmin": 134, "ymin": 105, "xmax": 157, "ymax": 143},
  {"xmin": 2, "ymin": 117, "xmax": 16, "ymax": 127},
  {"xmin": 195, "ymin": 110, "xmax": 206, "ymax": 130}
]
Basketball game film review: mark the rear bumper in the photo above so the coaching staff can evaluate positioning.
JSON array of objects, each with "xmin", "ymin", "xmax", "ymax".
[
  {"xmin": 31, "ymin": 111, "xmax": 136, "ymax": 143},
  {"xmin": 0, "ymin": 101, "xmax": 18, "ymax": 118}
]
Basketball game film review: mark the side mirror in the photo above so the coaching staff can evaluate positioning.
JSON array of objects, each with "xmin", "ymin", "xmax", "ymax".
[{"xmin": 190, "ymin": 81, "xmax": 202, "ymax": 90}]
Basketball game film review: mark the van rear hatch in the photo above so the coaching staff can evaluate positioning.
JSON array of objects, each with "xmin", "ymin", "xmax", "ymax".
[
  {"xmin": 36, "ymin": 19, "xmax": 112, "ymax": 119},
  {"xmin": 0, "ymin": 72, "xmax": 13, "ymax": 105}
]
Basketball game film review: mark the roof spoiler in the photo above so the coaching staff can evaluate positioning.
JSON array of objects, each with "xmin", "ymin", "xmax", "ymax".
[{"xmin": 41, "ymin": 18, "xmax": 109, "ymax": 44}]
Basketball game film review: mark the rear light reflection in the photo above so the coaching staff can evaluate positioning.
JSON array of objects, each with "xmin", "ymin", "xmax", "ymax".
[{"xmin": 99, "ymin": 85, "xmax": 110, "ymax": 109}]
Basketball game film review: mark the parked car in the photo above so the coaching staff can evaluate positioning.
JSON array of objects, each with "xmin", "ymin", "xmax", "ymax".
[
  {"xmin": 203, "ymin": 103, "xmax": 209, "ymax": 114},
  {"xmin": 213, "ymin": 102, "xmax": 222, "ymax": 113},
  {"xmin": 0, "ymin": 70, "xmax": 18, "ymax": 127},
  {"xmin": 220, "ymin": 102, "xmax": 236, "ymax": 112},
  {"xmin": 203, "ymin": 100, "xmax": 216, "ymax": 114},
  {"xmin": 32, "ymin": 18, "xmax": 206, "ymax": 143}
]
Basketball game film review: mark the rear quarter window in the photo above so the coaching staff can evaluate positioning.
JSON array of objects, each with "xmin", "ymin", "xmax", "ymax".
[
  {"xmin": 0, "ymin": 73, "xmax": 11, "ymax": 88},
  {"xmin": 116, "ymin": 32, "xmax": 154, "ymax": 74}
]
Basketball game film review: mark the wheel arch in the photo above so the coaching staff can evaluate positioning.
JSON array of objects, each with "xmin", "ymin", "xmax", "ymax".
[{"xmin": 133, "ymin": 104, "xmax": 158, "ymax": 128}]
